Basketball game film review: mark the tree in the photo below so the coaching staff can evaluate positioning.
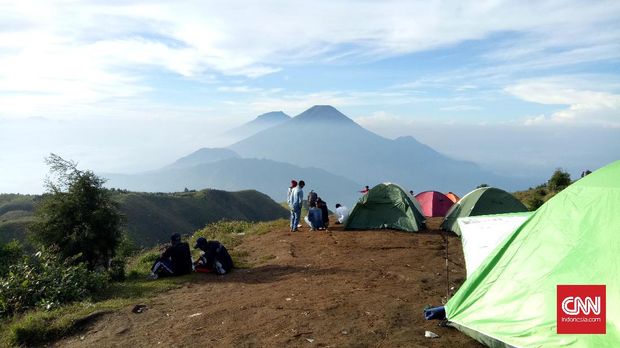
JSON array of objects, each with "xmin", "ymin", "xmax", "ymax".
[
  {"xmin": 547, "ymin": 168, "xmax": 572, "ymax": 193},
  {"xmin": 29, "ymin": 154, "xmax": 123, "ymax": 270}
]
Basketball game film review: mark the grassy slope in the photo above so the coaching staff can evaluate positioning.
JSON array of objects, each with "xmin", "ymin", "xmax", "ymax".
[
  {"xmin": 0, "ymin": 219, "xmax": 288, "ymax": 347},
  {"xmin": 513, "ymin": 184, "xmax": 558, "ymax": 211},
  {"xmin": 0, "ymin": 189, "xmax": 288, "ymax": 247}
]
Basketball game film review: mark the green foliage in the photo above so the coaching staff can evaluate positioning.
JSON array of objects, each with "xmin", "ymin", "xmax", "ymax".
[
  {"xmin": 29, "ymin": 154, "xmax": 123, "ymax": 270},
  {"xmin": 547, "ymin": 168, "xmax": 572, "ymax": 192},
  {"xmin": 0, "ymin": 240, "xmax": 23, "ymax": 277},
  {"xmin": 0, "ymin": 218, "xmax": 287, "ymax": 346},
  {"xmin": 0, "ymin": 249, "xmax": 109, "ymax": 317},
  {"xmin": 1, "ymin": 189, "xmax": 288, "ymax": 249},
  {"xmin": 527, "ymin": 197, "xmax": 545, "ymax": 211}
]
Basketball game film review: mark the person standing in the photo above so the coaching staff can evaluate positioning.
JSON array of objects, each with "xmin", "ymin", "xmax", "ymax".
[
  {"xmin": 287, "ymin": 180, "xmax": 298, "ymax": 203},
  {"xmin": 288, "ymin": 180, "xmax": 305, "ymax": 232}
]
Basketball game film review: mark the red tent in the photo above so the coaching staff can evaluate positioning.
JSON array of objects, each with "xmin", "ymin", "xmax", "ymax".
[{"xmin": 415, "ymin": 191, "xmax": 454, "ymax": 217}]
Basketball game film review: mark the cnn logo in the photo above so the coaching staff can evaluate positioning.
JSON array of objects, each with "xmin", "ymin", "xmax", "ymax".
[
  {"xmin": 561, "ymin": 296, "xmax": 601, "ymax": 315},
  {"xmin": 557, "ymin": 285, "xmax": 606, "ymax": 334}
]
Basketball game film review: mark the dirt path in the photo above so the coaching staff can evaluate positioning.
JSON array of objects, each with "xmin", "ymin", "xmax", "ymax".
[{"xmin": 55, "ymin": 218, "xmax": 481, "ymax": 347}]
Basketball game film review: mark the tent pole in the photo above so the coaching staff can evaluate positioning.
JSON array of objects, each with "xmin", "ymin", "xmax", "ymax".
[{"xmin": 444, "ymin": 232, "xmax": 449, "ymax": 301}]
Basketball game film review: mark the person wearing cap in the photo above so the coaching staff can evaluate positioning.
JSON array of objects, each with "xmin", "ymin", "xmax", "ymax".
[
  {"xmin": 287, "ymin": 180, "xmax": 298, "ymax": 204},
  {"xmin": 149, "ymin": 233, "xmax": 193, "ymax": 279},
  {"xmin": 193, "ymin": 237, "xmax": 233, "ymax": 275},
  {"xmin": 288, "ymin": 180, "xmax": 305, "ymax": 232}
]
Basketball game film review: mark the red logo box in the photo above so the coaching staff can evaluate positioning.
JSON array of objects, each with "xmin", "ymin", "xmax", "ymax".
[{"xmin": 557, "ymin": 285, "xmax": 606, "ymax": 334}]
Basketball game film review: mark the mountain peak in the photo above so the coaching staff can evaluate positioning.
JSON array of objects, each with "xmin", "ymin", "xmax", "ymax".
[
  {"xmin": 254, "ymin": 111, "xmax": 290, "ymax": 123},
  {"xmin": 294, "ymin": 105, "xmax": 357, "ymax": 124}
]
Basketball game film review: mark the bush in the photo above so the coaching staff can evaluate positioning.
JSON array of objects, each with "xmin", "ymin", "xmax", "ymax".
[
  {"xmin": 29, "ymin": 154, "xmax": 123, "ymax": 270},
  {"xmin": 0, "ymin": 249, "xmax": 108, "ymax": 317},
  {"xmin": 0, "ymin": 240, "xmax": 23, "ymax": 277},
  {"xmin": 547, "ymin": 168, "xmax": 572, "ymax": 193},
  {"xmin": 527, "ymin": 197, "xmax": 545, "ymax": 211}
]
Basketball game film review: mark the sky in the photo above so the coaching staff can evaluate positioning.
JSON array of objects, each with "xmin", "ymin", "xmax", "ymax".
[{"xmin": 1, "ymin": 0, "xmax": 619, "ymax": 193}]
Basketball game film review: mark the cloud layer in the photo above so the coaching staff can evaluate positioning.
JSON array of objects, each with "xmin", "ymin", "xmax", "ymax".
[{"xmin": 1, "ymin": 1, "xmax": 620, "ymax": 120}]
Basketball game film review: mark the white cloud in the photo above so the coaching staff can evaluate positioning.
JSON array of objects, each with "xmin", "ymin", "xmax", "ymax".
[
  {"xmin": 505, "ymin": 77, "xmax": 620, "ymax": 127},
  {"xmin": 1, "ymin": 1, "xmax": 619, "ymax": 120}
]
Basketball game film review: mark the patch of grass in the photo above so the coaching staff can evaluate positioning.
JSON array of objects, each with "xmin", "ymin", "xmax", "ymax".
[{"xmin": 0, "ymin": 218, "xmax": 284, "ymax": 346}]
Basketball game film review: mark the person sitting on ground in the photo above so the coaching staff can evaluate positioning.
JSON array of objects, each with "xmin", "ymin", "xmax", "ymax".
[
  {"xmin": 334, "ymin": 203, "xmax": 349, "ymax": 224},
  {"xmin": 317, "ymin": 197, "xmax": 329, "ymax": 230},
  {"xmin": 304, "ymin": 201, "xmax": 324, "ymax": 231},
  {"xmin": 150, "ymin": 233, "xmax": 193, "ymax": 279},
  {"xmin": 360, "ymin": 185, "xmax": 370, "ymax": 194},
  {"xmin": 193, "ymin": 237, "xmax": 234, "ymax": 275},
  {"xmin": 307, "ymin": 189, "xmax": 318, "ymax": 207}
]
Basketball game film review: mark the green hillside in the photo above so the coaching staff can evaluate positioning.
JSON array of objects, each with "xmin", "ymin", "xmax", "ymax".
[
  {"xmin": 0, "ymin": 195, "xmax": 38, "ymax": 244},
  {"xmin": 0, "ymin": 189, "xmax": 288, "ymax": 247}
]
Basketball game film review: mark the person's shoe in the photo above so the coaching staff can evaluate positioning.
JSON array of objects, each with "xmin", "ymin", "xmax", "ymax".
[{"xmin": 148, "ymin": 272, "xmax": 158, "ymax": 280}]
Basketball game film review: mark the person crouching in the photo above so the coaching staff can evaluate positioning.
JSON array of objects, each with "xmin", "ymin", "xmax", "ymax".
[
  {"xmin": 150, "ymin": 233, "xmax": 193, "ymax": 279},
  {"xmin": 193, "ymin": 237, "xmax": 234, "ymax": 275}
]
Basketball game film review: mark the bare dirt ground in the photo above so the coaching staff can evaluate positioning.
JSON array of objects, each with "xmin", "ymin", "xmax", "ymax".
[{"xmin": 55, "ymin": 218, "xmax": 481, "ymax": 347}]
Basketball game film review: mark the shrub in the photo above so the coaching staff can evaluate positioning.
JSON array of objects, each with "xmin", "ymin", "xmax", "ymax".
[
  {"xmin": 527, "ymin": 197, "xmax": 545, "ymax": 211},
  {"xmin": 29, "ymin": 154, "xmax": 124, "ymax": 270},
  {"xmin": 0, "ymin": 249, "xmax": 108, "ymax": 317},
  {"xmin": 0, "ymin": 240, "xmax": 23, "ymax": 277},
  {"xmin": 547, "ymin": 168, "xmax": 572, "ymax": 193}
]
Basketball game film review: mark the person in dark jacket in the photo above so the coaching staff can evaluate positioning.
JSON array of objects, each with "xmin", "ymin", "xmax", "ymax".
[
  {"xmin": 194, "ymin": 237, "xmax": 234, "ymax": 275},
  {"xmin": 317, "ymin": 198, "xmax": 329, "ymax": 230},
  {"xmin": 150, "ymin": 233, "xmax": 193, "ymax": 279}
]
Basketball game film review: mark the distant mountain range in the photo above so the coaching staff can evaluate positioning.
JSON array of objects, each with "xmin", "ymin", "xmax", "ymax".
[
  {"xmin": 0, "ymin": 190, "xmax": 288, "ymax": 247},
  {"xmin": 105, "ymin": 105, "xmax": 531, "ymax": 207}
]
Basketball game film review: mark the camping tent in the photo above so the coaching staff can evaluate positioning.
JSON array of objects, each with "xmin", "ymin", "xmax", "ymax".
[
  {"xmin": 457, "ymin": 212, "xmax": 532, "ymax": 277},
  {"xmin": 344, "ymin": 183, "xmax": 425, "ymax": 232},
  {"xmin": 445, "ymin": 192, "xmax": 460, "ymax": 203},
  {"xmin": 441, "ymin": 187, "xmax": 527, "ymax": 235},
  {"xmin": 415, "ymin": 191, "xmax": 454, "ymax": 217},
  {"xmin": 445, "ymin": 161, "xmax": 620, "ymax": 347}
]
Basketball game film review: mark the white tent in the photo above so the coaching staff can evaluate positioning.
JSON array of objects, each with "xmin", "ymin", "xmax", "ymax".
[{"xmin": 457, "ymin": 212, "xmax": 532, "ymax": 277}]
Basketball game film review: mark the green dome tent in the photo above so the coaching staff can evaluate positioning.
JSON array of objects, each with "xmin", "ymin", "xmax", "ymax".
[
  {"xmin": 445, "ymin": 161, "xmax": 620, "ymax": 347},
  {"xmin": 441, "ymin": 187, "xmax": 527, "ymax": 235},
  {"xmin": 344, "ymin": 183, "xmax": 425, "ymax": 232}
]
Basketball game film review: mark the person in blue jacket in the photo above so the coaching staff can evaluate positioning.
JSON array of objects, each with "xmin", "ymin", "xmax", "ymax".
[{"xmin": 193, "ymin": 237, "xmax": 234, "ymax": 275}]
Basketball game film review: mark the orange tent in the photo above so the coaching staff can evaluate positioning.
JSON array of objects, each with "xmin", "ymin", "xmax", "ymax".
[{"xmin": 445, "ymin": 192, "xmax": 460, "ymax": 203}]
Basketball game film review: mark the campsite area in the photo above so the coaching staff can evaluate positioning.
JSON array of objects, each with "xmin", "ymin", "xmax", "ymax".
[{"xmin": 53, "ymin": 218, "xmax": 481, "ymax": 347}]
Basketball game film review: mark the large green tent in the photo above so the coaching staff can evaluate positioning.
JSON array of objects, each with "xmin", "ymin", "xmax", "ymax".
[
  {"xmin": 344, "ymin": 183, "xmax": 425, "ymax": 232},
  {"xmin": 441, "ymin": 187, "xmax": 527, "ymax": 235},
  {"xmin": 445, "ymin": 161, "xmax": 620, "ymax": 347}
]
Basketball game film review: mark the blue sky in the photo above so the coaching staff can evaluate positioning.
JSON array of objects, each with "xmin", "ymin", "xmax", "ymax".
[{"xmin": 1, "ymin": 0, "xmax": 619, "ymax": 193}]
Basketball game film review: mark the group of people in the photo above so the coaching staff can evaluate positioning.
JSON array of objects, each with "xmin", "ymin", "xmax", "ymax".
[
  {"xmin": 286, "ymin": 179, "xmax": 349, "ymax": 232},
  {"xmin": 150, "ymin": 233, "xmax": 234, "ymax": 279},
  {"xmin": 150, "ymin": 181, "xmax": 355, "ymax": 278}
]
